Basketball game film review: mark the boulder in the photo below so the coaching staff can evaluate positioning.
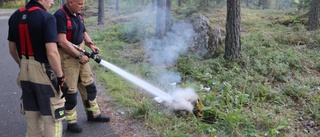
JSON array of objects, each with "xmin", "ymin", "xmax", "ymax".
[{"xmin": 182, "ymin": 14, "xmax": 224, "ymax": 58}]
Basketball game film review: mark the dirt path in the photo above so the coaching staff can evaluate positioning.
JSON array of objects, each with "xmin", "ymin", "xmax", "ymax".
[{"xmin": 93, "ymin": 73, "xmax": 155, "ymax": 137}]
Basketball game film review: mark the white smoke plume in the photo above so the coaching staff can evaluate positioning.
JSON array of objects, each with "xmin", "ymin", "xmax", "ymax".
[
  {"xmin": 144, "ymin": 21, "xmax": 195, "ymax": 90},
  {"xmin": 144, "ymin": 22, "xmax": 198, "ymax": 112},
  {"xmin": 169, "ymin": 88, "xmax": 198, "ymax": 112},
  {"xmin": 145, "ymin": 22, "xmax": 195, "ymax": 66},
  {"xmin": 122, "ymin": 6, "xmax": 199, "ymax": 112}
]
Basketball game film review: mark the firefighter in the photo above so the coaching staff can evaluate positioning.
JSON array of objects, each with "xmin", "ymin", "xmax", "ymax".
[
  {"xmin": 7, "ymin": 0, "xmax": 68, "ymax": 136},
  {"xmin": 54, "ymin": 0, "xmax": 110, "ymax": 133}
]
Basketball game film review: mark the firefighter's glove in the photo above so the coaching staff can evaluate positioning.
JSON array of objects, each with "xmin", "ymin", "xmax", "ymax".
[{"xmin": 57, "ymin": 75, "xmax": 69, "ymax": 99}]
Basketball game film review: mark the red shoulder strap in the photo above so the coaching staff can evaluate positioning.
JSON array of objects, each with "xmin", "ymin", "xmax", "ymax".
[
  {"xmin": 18, "ymin": 6, "xmax": 42, "ymax": 58},
  {"xmin": 19, "ymin": 6, "xmax": 26, "ymax": 12},
  {"xmin": 60, "ymin": 7, "xmax": 72, "ymax": 41},
  {"xmin": 19, "ymin": 6, "xmax": 42, "ymax": 12},
  {"xmin": 28, "ymin": 6, "xmax": 42, "ymax": 11}
]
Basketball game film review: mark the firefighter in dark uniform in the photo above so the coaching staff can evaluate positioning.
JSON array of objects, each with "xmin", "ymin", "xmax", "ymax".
[
  {"xmin": 8, "ymin": 0, "xmax": 69, "ymax": 136},
  {"xmin": 54, "ymin": 0, "xmax": 110, "ymax": 133}
]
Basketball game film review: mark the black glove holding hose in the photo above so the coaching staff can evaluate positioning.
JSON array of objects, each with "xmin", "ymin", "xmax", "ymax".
[{"xmin": 57, "ymin": 75, "xmax": 69, "ymax": 99}]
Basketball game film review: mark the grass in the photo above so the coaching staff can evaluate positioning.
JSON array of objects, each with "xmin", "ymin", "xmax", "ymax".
[
  {"xmin": 0, "ymin": 0, "xmax": 24, "ymax": 9},
  {"xmin": 84, "ymin": 4, "xmax": 320, "ymax": 136}
]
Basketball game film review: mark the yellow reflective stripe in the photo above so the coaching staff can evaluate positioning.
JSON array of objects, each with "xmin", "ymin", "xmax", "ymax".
[
  {"xmin": 55, "ymin": 121, "xmax": 61, "ymax": 137},
  {"xmin": 66, "ymin": 112, "xmax": 77, "ymax": 121},
  {"xmin": 85, "ymin": 104, "xmax": 99, "ymax": 111}
]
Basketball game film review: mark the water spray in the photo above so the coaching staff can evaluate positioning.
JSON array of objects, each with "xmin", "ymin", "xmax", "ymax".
[
  {"xmin": 72, "ymin": 44, "xmax": 172, "ymax": 102},
  {"xmin": 71, "ymin": 44, "xmax": 200, "ymax": 114}
]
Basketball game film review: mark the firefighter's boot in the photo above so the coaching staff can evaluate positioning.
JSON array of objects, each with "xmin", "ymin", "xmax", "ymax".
[
  {"xmin": 84, "ymin": 98, "xmax": 110, "ymax": 122},
  {"xmin": 87, "ymin": 113, "xmax": 110, "ymax": 122},
  {"xmin": 67, "ymin": 122, "xmax": 82, "ymax": 133}
]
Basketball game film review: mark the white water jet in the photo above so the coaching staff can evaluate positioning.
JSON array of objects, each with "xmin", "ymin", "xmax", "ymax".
[
  {"xmin": 99, "ymin": 60, "xmax": 199, "ymax": 113},
  {"xmin": 99, "ymin": 60, "xmax": 173, "ymax": 103}
]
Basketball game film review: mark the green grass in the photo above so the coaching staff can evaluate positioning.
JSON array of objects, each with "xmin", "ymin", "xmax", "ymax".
[
  {"xmin": 84, "ymin": 2, "xmax": 320, "ymax": 137},
  {"xmin": 0, "ymin": 0, "xmax": 24, "ymax": 9}
]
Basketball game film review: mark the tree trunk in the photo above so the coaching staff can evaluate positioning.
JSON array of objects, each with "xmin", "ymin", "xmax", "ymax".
[
  {"xmin": 258, "ymin": 0, "xmax": 269, "ymax": 9},
  {"xmin": 116, "ymin": 0, "xmax": 119, "ymax": 11},
  {"xmin": 307, "ymin": 0, "xmax": 320, "ymax": 30},
  {"xmin": 98, "ymin": 0, "xmax": 104, "ymax": 25},
  {"xmin": 258, "ymin": 0, "xmax": 263, "ymax": 7},
  {"xmin": 178, "ymin": 0, "xmax": 182, "ymax": 7},
  {"xmin": 165, "ymin": 0, "xmax": 171, "ymax": 32},
  {"xmin": 246, "ymin": 0, "xmax": 250, "ymax": 7},
  {"xmin": 141, "ymin": 0, "xmax": 149, "ymax": 6},
  {"xmin": 155, "ymin": 0, "xmax": 166, "ymax": 40},
  {"xmin": 152, "ymin": 0, "xmax": 157, "ymax": 10},
  {"xmin": 224, "ymin": 0, "xmax": 241, "ymax": 59}
]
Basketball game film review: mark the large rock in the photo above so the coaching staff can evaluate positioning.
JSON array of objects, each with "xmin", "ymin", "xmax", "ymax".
[{"xmin": 182, "ymin": 14, "xmax": 224, "ymax": 58}]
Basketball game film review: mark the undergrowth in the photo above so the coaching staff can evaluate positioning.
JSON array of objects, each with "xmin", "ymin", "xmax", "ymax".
[{"xmin": 85, "ymin": 3, "xmax": 320, "ymax": 137}]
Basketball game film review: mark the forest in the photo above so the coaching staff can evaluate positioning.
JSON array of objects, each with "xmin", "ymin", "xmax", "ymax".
[{"xmin": 1, "ymin": 0, "xmax": 320, "ymax": 136}]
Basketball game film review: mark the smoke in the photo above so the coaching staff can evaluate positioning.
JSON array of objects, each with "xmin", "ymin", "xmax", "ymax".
[
  {"xmin": 145, "ymin": 22, "xmax": 194, "ymax": 65},
  {"xmin": 143, "ymin": 20, "xmax": 198, "ymax": 112},
  {"xmin": 169, "ymin": 88, "xmax": 198, "ymax": 113},
  {"xmin": 119, "ymin": 4, "xmax": 198, "ymax": 112},
  {"xmin": 154, "ymin": 88, "xmax": 198, "ymax": 112},
  {"xmin": 144, "ymin": 21, "xmax": 195, "ymax": 91},
  {"xmin": 156, "ymin": 70, "xmax": 181, "ymax": 90}
]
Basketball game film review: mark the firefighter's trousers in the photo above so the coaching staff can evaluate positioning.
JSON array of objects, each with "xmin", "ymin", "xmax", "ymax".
[
  {"xmin": 59, "ymin": 42, "xmax": 101, "ymax": 124},
  {"xmin": 18, "ymin": 56, "xmax": 66, "ymax": 137}
]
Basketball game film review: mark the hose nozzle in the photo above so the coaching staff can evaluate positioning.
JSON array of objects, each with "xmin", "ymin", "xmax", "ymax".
[{"xmin": 72, "ymin": 43, "xmax": 102, "ymax": 63}]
